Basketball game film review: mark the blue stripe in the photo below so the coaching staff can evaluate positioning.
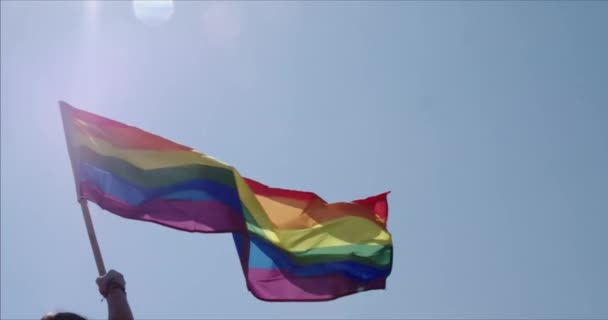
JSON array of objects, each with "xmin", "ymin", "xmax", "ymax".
[
  {"xmin": 247, "ymin": 235, "xmax": 390, "ymax": 281},
  {"xmin": 232, "ymin": 233, "xmax": 247, "ymax": 263},
  {"xmin": 163, "ymin": 190, "xmax": 216, "ymax": 201},
  {"xmin": 79, "ymin": 163, "xmax": 242, "ymax": 211}
]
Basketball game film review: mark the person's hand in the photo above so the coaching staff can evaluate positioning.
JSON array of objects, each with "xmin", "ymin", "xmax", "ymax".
[
  {"xmin": 96, "ymin": 269, "xmax": 126, "ymax": 298},
  {"xmin": 96, "ymin": 269, "xmax": 134, "ymax": 320}
]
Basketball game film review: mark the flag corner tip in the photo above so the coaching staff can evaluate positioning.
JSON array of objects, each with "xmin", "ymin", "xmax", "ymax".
[{"xmin": 58, "ymin": 100, "xmax": 72, "ymax": 108}]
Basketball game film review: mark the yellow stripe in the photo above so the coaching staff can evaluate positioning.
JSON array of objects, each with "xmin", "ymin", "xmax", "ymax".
[
  {"xmin": 233, "ymin": 173, "xmax": 278, "ymax": 241},
  {"xmin": 235, "ymin": 173, "xmax": 391, "ymax": 250},
  {"xmin": 73, "ymin": 132, "xmax": 232, "ymax": 170},
  {"xmin": 275, "ymin": 216, "xmax": 392, "ymax": 251}
]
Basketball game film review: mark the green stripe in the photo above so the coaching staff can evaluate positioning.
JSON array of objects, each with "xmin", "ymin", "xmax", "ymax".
[
  {"xmin": 288, "ymin": 244, "xmax": 392, "ymax": 267},
  {"xmin": 78, "ymin": 146, "xmax": 237, "ymax": 189},
  {"xmin": 242, "ymin": 208, "xmax": 390, "ymax": 268}
]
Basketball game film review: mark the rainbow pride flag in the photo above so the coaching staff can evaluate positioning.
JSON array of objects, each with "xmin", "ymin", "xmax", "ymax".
[{"xmin": 60, "ymin": 101, "xmax": 392, "ymax": 301}]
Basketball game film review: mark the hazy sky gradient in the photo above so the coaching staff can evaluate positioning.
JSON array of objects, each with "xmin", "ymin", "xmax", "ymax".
[{"xmin": 2, "ymin": 1, "xmax": 607, "ymax": 319}]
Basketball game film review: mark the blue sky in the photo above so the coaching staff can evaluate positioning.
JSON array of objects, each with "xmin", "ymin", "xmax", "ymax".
[{"xmin": 1, "ymin": 1, "xmax": 607, "ymax": 319}]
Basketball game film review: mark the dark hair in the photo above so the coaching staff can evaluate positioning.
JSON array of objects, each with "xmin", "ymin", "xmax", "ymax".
[{"xmin": 41, "ymin": 312, "xmax": 87, "ymax": 320}]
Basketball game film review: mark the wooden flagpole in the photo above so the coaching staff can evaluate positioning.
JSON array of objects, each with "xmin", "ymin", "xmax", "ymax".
[
  {"xmin": 60, "ymin": 102, "xmax": 107, "ymax": 276},
  {"xmin": 79, "ymin": 199, "xmax": 107, "ymax": 276}
]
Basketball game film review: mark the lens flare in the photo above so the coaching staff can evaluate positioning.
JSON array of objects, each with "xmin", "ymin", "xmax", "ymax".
[{"xmin": 132, "ymin": 0, "xmax": 174, "ymax": 26}]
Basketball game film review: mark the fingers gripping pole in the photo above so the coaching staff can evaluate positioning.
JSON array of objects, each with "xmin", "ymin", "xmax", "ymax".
[{"xmin": 79, "ymin": 199, "xmax": 107, "ymax": 276}]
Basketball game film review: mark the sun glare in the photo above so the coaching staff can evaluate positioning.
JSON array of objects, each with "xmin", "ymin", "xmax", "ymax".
[{"xmin": 132, "ymin": 0, "xmax": 174, "ymax": 26}]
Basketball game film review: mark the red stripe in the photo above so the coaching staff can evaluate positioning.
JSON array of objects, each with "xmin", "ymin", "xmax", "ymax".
[
  {"xmin": 244, "ymin": 178, "xmax": 319, "ymax": 202},
  {"xmin": 60, "ymin": 101, "xmax": 131, "ymax": 128},
  {"xmin": 60, "ymin": 101, "xmax": 192, "ymax": 151},
  {"xmin": 244, "ymin": 177, "xmax": 390, "ymax": 226},
  {"xmin": 353, "ymin": 192, "xmax": 390, "ymax": 227}
]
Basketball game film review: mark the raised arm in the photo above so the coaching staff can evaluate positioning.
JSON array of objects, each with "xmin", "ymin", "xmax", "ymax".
[{"xmin": 96, "ymin": 270, "xmax": 134, "ymax": 320}]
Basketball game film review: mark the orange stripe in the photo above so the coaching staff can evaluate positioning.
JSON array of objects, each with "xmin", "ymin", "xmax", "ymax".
[
  {"xmin": 255, "ymin": 194, "xmax": 387, "ymax": 230},
  {"xmin": 245, "ymin": 178, "xmax": 389, "ymax": 229}
]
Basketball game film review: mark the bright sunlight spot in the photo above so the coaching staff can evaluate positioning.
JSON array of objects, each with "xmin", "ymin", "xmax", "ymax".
[{"xmin": 132, "ymin": 0, "xmax": 174, "ymax": 26}]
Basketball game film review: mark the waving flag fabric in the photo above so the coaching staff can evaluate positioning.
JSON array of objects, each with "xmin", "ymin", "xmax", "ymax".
[{"xmin": 60, "ymin": 101, "xmax": 392, "ymax": 301}]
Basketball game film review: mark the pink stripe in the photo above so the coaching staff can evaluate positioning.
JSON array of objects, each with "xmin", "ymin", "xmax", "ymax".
[
  {"xmin": 246, "ymin": 268, "xmax": 386, "ymax": 302},
  {"xmin": 80, "ymin": 183, "xmax": 245, "ymax": 233}
]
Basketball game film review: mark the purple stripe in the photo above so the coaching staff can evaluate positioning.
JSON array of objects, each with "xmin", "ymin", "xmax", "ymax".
[
  {"xmin": 81, "ymin": 182, "xmax": 245, "ymax": 233},
  {"xmin": 246, "ymin": 268, "xmax": 386, "ymax": 302}
]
